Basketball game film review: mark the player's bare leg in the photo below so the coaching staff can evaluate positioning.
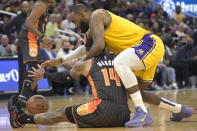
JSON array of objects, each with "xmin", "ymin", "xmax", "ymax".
[
  {"xmin": 33, "ymin": 108, "xmax": 68, "ymax": 125},
  {"xmin": 114, "ymin": 48, "xmax": 152, "ymax": 127}
]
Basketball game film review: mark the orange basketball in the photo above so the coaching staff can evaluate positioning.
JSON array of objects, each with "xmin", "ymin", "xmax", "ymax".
[{"xmin": 27, "ymin": 95, "xmax": 49, "ymax": 114}]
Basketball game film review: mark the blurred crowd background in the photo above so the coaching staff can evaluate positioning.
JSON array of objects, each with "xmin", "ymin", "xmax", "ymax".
[{"xmin": 0, "ymin": 0, "xmax": 197, "ymax": 95}]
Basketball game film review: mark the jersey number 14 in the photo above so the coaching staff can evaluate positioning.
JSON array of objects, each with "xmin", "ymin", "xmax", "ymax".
[{"xmin": 101, "ymin": 68, "xmax": 121, "ymax": 87}]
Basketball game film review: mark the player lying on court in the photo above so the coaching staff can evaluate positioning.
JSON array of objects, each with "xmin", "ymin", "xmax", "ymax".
[
  {"xmin": 8, "ymin": 51, "xmax": 132, "ymax": 128},
  {"xmin": 41, "ymin": 4, "xmax": 194, "ymax": 127}
]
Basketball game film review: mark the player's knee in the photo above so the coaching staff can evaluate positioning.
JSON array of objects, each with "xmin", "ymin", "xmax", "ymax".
[{"xmin": 23, "ymin": 79, "xmax": 32, "ymax": 88}]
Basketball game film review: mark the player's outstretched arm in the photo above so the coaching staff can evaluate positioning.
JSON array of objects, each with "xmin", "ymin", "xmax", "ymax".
[
  {"xmin": 84, "ymin": 11, "xmax": 106, "ymax": 60},
  {"xmin": 41, "ymin": 45, "xmax": 87, "ymax": 67},
  {"xmin": 34, "ymin": 108, "xmax": 69, "ymax": 125},
  {"xmin": 28, "ymin": 64, "xmax": 72, "ymax": 84}
]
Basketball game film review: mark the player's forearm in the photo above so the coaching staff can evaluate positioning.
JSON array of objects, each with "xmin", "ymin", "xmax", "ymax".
[
  {"xmin": 85, "ymin": 43, "xmax": 104, "ymax": 60},
  {"xmin": 62, "ymin": 45, "xmax": 87, "ymax": 63},
  {"xmin": 44, "ymin": 71, "xmax": 72, "ymax": 84},
  {"xmin": 25, "ymin": 20, "xmax": 43, "ymax": 38},
  {"xmin": 34, "ymin": 108, "xmax": 68, "ymax": 125}
]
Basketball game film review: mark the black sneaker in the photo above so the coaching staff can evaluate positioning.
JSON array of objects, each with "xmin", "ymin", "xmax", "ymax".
[
  {"xmin": 17, "ymin": 95, "xmax": 28, "ymax": 109},
  {"xmin": 8, "ymin": 95, "xmax": 25, "ymax": 128}
]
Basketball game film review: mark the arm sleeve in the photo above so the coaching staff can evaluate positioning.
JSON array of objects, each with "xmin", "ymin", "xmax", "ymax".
[
  {"xmin": 62, "ymin": 45, "xmax": 87, "ymax": 62},
  {"xmin": 44, "ymin": 71, "xmax": 72, "ymax": 84}
]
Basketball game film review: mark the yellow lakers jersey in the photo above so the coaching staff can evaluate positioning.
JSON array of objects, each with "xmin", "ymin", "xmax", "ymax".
[{"xmin": 102, "ymin": 10, "xmax": 150, "ymax": 54}]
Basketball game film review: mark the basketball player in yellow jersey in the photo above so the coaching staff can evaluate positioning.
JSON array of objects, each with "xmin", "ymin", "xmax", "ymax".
[{"xmin": 41, "ymin": 4, "xmax": 194, "ymax": 127}]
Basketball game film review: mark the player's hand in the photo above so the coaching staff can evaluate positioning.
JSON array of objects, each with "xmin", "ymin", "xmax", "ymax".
[
  {"xmin": 28, "ymin": 64, "xmax": 45, "ymax": 80},
  {"xmin": 78, "ymin": 33, "xmax": 87, "ymax": 44},
  {"xmin": 40, "ymin": 37, "xmax": 53, "ymax": 49},
  {"xmin": 41, "ymin": 58, "xmax": 63, "ymax": 68}
]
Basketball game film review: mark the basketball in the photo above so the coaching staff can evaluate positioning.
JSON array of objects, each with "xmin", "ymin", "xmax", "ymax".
[{"xmin": 27, "ymin": 95, "xmax": 49, "ymax": 114}]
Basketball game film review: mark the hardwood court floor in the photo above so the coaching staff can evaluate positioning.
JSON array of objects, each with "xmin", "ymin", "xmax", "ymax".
[{"xmin": 1, "ymin": 89, "xmax": 197, "ymax": 131}]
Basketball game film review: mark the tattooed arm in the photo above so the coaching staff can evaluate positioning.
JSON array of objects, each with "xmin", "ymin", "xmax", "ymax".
[
  {"xmin": 69, "ymin": 59, "xmax": 92, "ymax": 79},
  {"xmin": 84, "ymin": 10, "xmax": 111, "ymax": 60},
  {"xmin": 34, "ymin": 108, "xmax": 68, "ymax": 125}
]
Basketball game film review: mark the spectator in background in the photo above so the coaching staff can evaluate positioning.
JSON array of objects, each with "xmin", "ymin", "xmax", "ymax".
[
  {"xmin": 172, "ymin": 38, "xmax": 197, "ymax": 88},
  {"xmin": 5, "ymin": 2, "xmax": 18, "ymax": 14},
  {"xmin": 176, "ymin": 36, "xmax": 187, "ymax": 49},
  {"xmin": 126, "ymin": 2, "xmax": 139, "ymax": 19},
  {"xmin": 56, "ymin": 39, "xmax": 76, "ymax": 95},
  {"xmin": 138, "ymin": 0, "xmax": 152, "ymax": 18},
  {"xmin": 56, "ymin": 39, "xmax": 74, "ymax": 72},
  {"xmin": 126, "ymin": 14, "xmax": 134, "ymax": 22},
  {"xmin": 0, "ymin": 3, "xmax": 3, "ymax": 10},
  {"xmin": 171, "ymin": 6, "xmax": 185, "ymax": 24},
  {"xmin": 62, "ymin": 7, "xmax": 70, "ymax": 20},
  {"xmin": 52, "ymin": 6, "xmax": 58, "ymax": 14},
  {"xmin": 45, "ymin": 14, "xmax": 59, "ymax": 38},
  {"xmin": 135, "ymin": 17, "xmax": 144, "ymax": 27},
  {"xmin": 89, "ymin": 0, "xmax": 101, "ymax": 10},
  {"xmin": 57, "ymin": 0, "xmax": 66, "ymax": 14},
  {"xmin": 62, "ymin": 13, "xmax": 76, "ymax": 31},
  {"xmin": 4, "ymin": 1, "xmax": 30, "ymax": 34},
  {"xmin": 0, "ymin": 35, "xmax": 17, "ymax": 56},
  {"xmin": 2, "ymin": 15, "xmax": 10, "ymax": 24},
  {"xmin": 151, "ymin": 21, "xmax": 161, "ymax": 36},
  {"xmin": 119, "ymin": 2, "xmax": 127, "ymax": 17},
  {"xmin": 176, "ymin": 25, "xmax": 185, "ymax": 37},
  {"xmin": 55, "ymin": 14, "xmax": 64, "ymax": 29}
]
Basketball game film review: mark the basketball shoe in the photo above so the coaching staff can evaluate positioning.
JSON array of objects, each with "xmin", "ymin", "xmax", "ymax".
[
  {"xmin": 8, "ymin": 95, "xmax": 25, "ymax": 128},
  {"xmin": 125, "ymin": 106, "xmax": 153, "ymax": 127},
  {"xmin": 170, "ymin": 105, "xmax": 194, "ymax": 121}
]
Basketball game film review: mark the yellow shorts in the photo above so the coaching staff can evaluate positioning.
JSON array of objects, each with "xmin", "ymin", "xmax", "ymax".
[{"xmin": 132, "ymin": 34, "xmax": 165, "ymax": 82}]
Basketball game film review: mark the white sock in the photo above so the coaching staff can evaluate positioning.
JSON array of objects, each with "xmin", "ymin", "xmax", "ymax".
[
  {"xmin": 159, "ymin": 97, "xmax": 182, "ymax": 113},
  {"xmin": 130, "ymin": 91, "xmax": 148, "ymax": 113}
]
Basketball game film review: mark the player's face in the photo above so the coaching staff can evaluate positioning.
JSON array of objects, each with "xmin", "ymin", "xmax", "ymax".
[
  {"xmin": 21, "ymin": 2, "xmax": 30, "ymax": 14},
  {"xmin": 71, "ymin": 12, "xmax": 89, "ymax": 33}
]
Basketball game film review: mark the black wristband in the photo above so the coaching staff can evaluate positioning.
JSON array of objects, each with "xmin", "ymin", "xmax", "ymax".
[{"xmin": 43, "ymin": 71, "xmax": 72, "ymax": 84}]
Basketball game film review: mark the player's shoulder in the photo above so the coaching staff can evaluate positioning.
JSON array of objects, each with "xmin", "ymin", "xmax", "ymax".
[
  {"xmin": 90, "ymin": 9, "xmax": 111, "ymax": 25},
  {"xmin": 91, "ymin": 9, "xmax": 109, "ymax": 19}
]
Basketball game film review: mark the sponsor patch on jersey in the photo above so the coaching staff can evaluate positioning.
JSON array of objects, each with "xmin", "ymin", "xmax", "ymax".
[
  {"xmin": 77, "ymin": 104, "xmax": 89, "ymax": 116},
  {"xmin": 29, "ymin": 48, "xmax": 38, "ymax": 57}
]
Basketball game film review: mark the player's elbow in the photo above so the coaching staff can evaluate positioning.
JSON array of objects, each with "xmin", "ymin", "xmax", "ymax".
[{"xmin": 96, "ymin": 42, "xmax": 105, "ymax": 55}]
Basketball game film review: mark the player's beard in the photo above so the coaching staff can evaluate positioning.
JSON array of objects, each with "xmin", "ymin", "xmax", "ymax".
[{"xmin": 80, "ymin": 21, "xmax": 89, "ymax": 33}]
